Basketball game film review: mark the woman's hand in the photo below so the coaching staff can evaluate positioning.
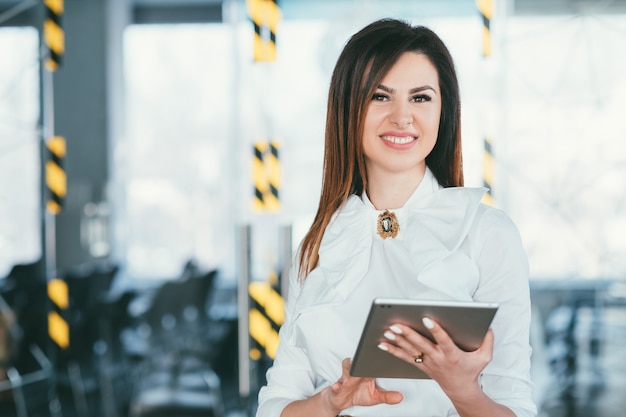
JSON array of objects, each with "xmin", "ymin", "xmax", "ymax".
[
  {"xmin": 325, "ymin": 358, "xmax": 404, "ymax": 413},
  {"xmin": 378, "ymin": 318, "xmax": 494, "ymax": 402}
]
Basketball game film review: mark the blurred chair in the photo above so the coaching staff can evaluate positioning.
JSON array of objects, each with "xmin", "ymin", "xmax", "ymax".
[
  {"xmin": 0, "ymin": 262, "xmax": 61, "ymax": 417},
  {"xmin": 0, "ymin": 344, "xmax": 60, "ymax": 417},
  {"xmin": 54, "ymin": 262, "xmax": 119, "ymax": 417},
  {"xmin": 125, "ymin": 267, "xmax": 224, "ymax": 417}
]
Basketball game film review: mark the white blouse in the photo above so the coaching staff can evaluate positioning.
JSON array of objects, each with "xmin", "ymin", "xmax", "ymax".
[{"xmin": 256, "ymin": 169, "xmax": 537, "ymax": 417}]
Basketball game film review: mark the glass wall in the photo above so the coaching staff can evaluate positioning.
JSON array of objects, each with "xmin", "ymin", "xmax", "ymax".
[
  {"xmin": 0, "ymin": 27, "xmax": 40, "ymax": 277},
  {"xmin": 117, "ymin": 2, "xmax": 626, "ymax": 285},
  {"xmin": 497, "ymin": 13, "xmax": 626, "ymax": 279}
]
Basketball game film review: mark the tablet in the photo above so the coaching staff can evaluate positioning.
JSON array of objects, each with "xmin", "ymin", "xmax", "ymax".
[{"xmin": 350, "ymin": 298, "xmax": 499, "ymax": 379}]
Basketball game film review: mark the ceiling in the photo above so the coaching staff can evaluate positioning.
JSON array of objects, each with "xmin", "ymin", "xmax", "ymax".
[{"xmin": 2, "ymin": 0, "xmax": 626, "ymax": 28}]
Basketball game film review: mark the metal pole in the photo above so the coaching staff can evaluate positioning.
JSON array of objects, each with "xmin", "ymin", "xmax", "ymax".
[
  {"xmin": 40, "ymin": 6, "xmax": 56, "ymax": 285},
  {"xmin": 237, "ymin": 224, "xmax": 252, "ymax": 399},
  {"xmin": 279, "ymin": 224, "xmax": 292, "ymax": 298},
  {"xmin": 38, "ymin": 5, "xmax": 66, "ymax": 417}
]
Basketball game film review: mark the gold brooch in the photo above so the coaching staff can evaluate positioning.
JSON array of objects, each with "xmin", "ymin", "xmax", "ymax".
[{"xmin": 377, "ymin": 210, "xmax": 399, "ymax": 239}]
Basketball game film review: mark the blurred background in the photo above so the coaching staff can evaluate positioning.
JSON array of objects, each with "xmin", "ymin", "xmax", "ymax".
[{"xmin": 1, "ymin": 0, "xmax": 625, "ymax": 416}]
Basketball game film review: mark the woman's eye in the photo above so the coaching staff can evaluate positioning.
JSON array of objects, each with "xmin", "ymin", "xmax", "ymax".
[
  {"xmin": 411, "ymin": 94, "xmax": 432, "ymax": 103},
  {"xmin": 372, "ymin": 93, "xmax": 388, "ymax": 101}
]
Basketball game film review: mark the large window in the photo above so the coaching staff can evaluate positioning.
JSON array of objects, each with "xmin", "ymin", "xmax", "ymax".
[
  {"xmin": 0, "ymin": 27, "xmax": 40, "ymax": 277},
  {"xmin": 121, "ymin": 23, "xmax": 237, "ymax": 280},
  {"xmin": 496, "ymin": 14, "xmax": 626, "ymax": 279},
  {"xmin": 118, "ymin": 7, "xmax": 626, "ymax": 283}
]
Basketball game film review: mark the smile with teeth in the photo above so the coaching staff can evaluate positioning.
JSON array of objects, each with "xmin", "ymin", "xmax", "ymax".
[{"xmin": 381, "ymin": 135, "xmax": 416, "ymax": 145}]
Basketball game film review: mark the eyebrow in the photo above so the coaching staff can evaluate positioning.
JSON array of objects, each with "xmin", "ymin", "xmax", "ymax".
[{"xmin": 377, "ymin": 84, "xmax": 438, "ymax": 95}]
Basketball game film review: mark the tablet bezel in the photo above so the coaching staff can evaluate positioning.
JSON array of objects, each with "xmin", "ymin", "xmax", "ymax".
[{"xmin": 349, "ymin": 298, "xmax": 499, "ymax": 379}]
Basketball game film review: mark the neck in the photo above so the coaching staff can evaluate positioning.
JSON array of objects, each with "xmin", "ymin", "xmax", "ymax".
[{"xmin": 366, "ymin": 166, "xmax": 426, "ymax": 210}]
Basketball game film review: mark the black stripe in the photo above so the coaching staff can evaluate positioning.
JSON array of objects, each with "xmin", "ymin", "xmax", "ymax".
[
  {"xmin": 269, "ymin": 183, "xmax": 279, "ymax": 199},
  {"xmin": 481, "ymin": 13, "xmax": 490, "ymax": 31},
  {"xmin": 49, "ymin": 297, "xmax": 66, "ymax": 315},
  {"xmin": 484, "ymin": 139, "xmax": 492, "ymax": 155},
  {"xmin": 48, "ymin": 51, "xmax": 62, "ymax": 67},
  {"xmin": 252, "ymin": 20, "xmax": 262, "ymax": 37},
  {"xmin": 255, "ymin": 188, "xmax": 264, "ymax": 203},
  {"xmin": 48, "ymin": 148, "xmax": 63, "ymax": 166},
  {"xmin": 269, "ymin": 143, "xmax": 278, "ymax": 158},
  {"xmin": 49, "ymin": 192, "xmax": 63, "ymax": 205},
  {"xmin": 254, "ymin": 145, "xmax": 264, "ymax": 161},
  {"xmin": 45, "ymin": 7, "xmax": 62, "ymax": 27}
]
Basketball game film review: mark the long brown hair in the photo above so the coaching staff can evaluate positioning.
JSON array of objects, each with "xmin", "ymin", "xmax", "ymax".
[{"xmin": 298, "ymin": 19, "xmax": 464, "ymax": 279}]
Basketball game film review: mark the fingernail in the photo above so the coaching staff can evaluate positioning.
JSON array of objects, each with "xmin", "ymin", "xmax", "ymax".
[
  {"xmin": 390, "ymin": 325, "xmax": 403, "ymax": 334},
  {"xmin": 423, "ymin": 317, "xmax": 434, "ymax": 329},
  {"xmin": 377, "ymin": 343, "xmax": 389, "ymax": 351},
  {"xmin": 383, "ymin": 331, "xmax": 396, "ymax": 341}
]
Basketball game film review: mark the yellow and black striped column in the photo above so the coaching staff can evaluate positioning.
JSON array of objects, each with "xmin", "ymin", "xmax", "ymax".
[
  {"xmin": 246, "ymin": 0, "xmax": 281, "ymax": 62},
  {"xmin": 47, "ymin": 278, "xmax": 69, "ymax": 350},
  {"xmin": 252, "ymin": 140, "xmax": 281, "ymax": 212},
  {"xmin": 45, "ymin": 136, "xmax": 66, "ymax": 215},
  {"xmin": 248, "ymin": 271, "xmax": 284, "ymax": 360},
  {"xmin": 476, "ymin": 0, "xmax": 493, "ymax": 57},
  {"xmin": 482, "ymin": 137, "xmax": 495, "ymax": 206},
  {"xmin": 44, "ymin": 0, "xmax": 64, "ymax": 71}
]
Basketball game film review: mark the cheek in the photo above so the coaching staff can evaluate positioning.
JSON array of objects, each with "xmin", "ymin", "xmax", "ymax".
[{"xmin": 419, "ymin": 108, "xmax": 441, "ymax": 136}]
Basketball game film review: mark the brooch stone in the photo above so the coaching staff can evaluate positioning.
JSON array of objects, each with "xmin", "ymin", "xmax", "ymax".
[{"xmin": 377, "ymin": 210, "xmax": 399, "ymax": 239}]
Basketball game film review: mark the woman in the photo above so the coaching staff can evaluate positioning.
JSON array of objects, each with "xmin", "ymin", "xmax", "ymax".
[{"xmin": 256, "ymin": 18, "xmax": 536, "ymax": 417}]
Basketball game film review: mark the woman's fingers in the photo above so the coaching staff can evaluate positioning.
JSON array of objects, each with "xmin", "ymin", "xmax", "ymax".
[
  {"xmin": 420, "ymin": 317, "xmax": 456, "ymax": 354},
  {"xmin": 377, "ymin": 387, "xmax": 404, "ymax": 405},
  {"xmin": 330, "ymin": 358, "xmax": 403, "ymax": 408},
  {"xmin": 379, "ymin": 318, "xmax": 464, "ymax": 369},
  {"xmin": 341, "ymin": 358, "xmax": 352, "ymax": 375}
]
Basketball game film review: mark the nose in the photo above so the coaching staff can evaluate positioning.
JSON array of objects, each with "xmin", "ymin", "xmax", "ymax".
[{"xmin": 389, "ymin": 100, "xmax": 412, "ymax": 128}]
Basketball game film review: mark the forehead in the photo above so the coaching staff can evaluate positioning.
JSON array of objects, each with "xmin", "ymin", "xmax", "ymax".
[{"xmin": 380, "ymin": 52, "xmax": 439, "ymax": 86}]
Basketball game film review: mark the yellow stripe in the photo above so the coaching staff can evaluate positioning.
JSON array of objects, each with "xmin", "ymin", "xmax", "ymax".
[
  {"xmin": 247, "ymin": 0, "xmax": 280, "ymax": 33},
  {"xmin": 44, "ymin": 0, "xmax": 64, "ymax": 15},
  {"xmin": 476, "ymin": 0, "xmax": 493, "ymax": 19},
  {"xmin": 47, "ymin": 200, "xmax": 61, "ymax": 215},
  {"xmin": 263, "ymin": 194, "xmax": 280, "ymax": 211},
  {"xmin": 249, "ymin": 309, "xmax": 280, "ymax": 359},
  {"xmin": 253, "ymin": 34, "xmax": 277, "ymax": 62},
  {"xmin": 47, "ymin": 136, "xmax": 66, "ymax": 157},
  {"xmin": 48, "ymin": 278, "xmax": 68, "ymax": 309},
  {"xmin": 46, "ymin": 161, "xmax": 67, "ymax": 198},
  {"xmin": 482, "ymin": 193, "xmax": 494, "ymax": 206},
  {"xmin": 249, "ymin": 281, "xmax": 285, "ymax": 325},
  {"xmin": 45, "ymin": 59, "xmax": 59, "ymax": 72},
  {"xmin": 44, "ymin": 20, "xmax": 64, "ymax": 55},
  {"xmin": 483, "ymin": 151, "xmax": 494, "ymax": 186},
  {"xmin": 482, "ymin": 27, "xmax": 491, "ymax": 57},
  {"xmin": 48, "ymin": 311, "xmax": 69, "ymax": 349},
  {"xmin": 249, "ymin": 348, "xmax": 262, "ymax": 360},
  {"xmin": 247, "ymin": 0, "xmax": 280, "ymax": 62},
  {"xmin": 476, "ymin": 0, "xmax": 493, "ymax": 57}
]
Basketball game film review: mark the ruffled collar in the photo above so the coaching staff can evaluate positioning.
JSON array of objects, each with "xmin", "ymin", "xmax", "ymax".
[{"xmin": 294, "ymin": 169, "xmax": 486, "ymax": 315}]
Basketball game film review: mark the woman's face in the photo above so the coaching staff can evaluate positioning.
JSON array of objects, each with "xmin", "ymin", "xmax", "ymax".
[{"xmin": 362, "ymin": 52, "xmax": 441, "ymax": 180}]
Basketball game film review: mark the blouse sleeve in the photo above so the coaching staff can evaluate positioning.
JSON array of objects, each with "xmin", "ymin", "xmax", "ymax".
[
  {"xmin": 255, "ymin": 261, "xmax": 318, "ymax": 417},
  {"xmin": 469, "ymin": 206, "xmax": 537, "ymax": 417}
]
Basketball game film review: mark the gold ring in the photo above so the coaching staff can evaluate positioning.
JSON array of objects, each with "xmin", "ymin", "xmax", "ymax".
[{"xmin": 414, "ymin": 354, "xmax": 424, "ymax": 364}]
